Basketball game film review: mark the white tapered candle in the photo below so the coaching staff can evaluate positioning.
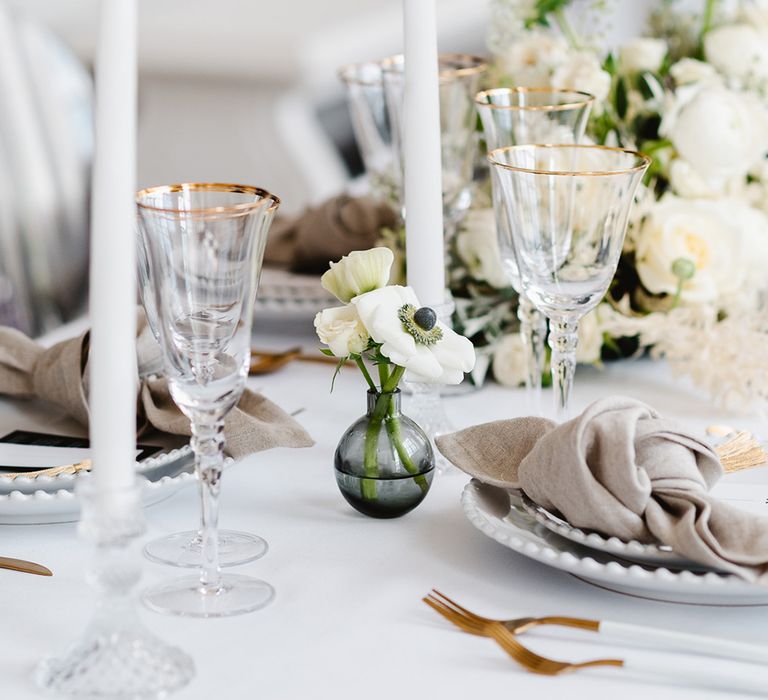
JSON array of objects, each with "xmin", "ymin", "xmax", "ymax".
[
  {"xmin": 402, "ymin": 0, "xmax": 445, "ymax": 308},
  {"xmin": 89, "ymin": 0, "xmax": 138, "ymax": 498}
]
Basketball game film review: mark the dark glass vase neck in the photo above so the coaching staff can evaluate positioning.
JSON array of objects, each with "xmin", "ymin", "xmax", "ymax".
[{"xmin": 366, "ymin": 389, "xmax": 401, "ymax": 416}]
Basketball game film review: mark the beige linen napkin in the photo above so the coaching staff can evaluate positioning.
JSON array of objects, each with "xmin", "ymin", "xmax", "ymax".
[
  {"xmin": 0, "ymin": 317, "xmax": 313, "ymax": 458},
  {"xmin": 437, "ymin": 396, "xmax": 768, "ymax": 584},
  {"xmin": 265, "ymin": 194, "xmax": 398, "ymax": 273}
]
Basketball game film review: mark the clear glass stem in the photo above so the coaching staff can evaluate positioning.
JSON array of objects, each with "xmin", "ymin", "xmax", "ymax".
[
  {"xmin": 190, "ymin": 417, "xmax": 225, "ymax": 594},
  {"xmin": 518, "ymin": 293, "xmax": 547, "ymax": 414},
  {"xmin": 548, "ymin": 317, "xmax": 579, "ymax": 422}
]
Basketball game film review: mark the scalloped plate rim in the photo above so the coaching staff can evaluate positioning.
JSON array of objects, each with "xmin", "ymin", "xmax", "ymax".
[{"xmin": 461, "ymin": 479, "xmax": 768, "ymax": 603}]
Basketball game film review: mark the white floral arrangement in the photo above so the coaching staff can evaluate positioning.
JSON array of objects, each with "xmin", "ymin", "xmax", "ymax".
[{"xmin": 454, "ymin": 0, "xmax": 768, "ymax": 408}]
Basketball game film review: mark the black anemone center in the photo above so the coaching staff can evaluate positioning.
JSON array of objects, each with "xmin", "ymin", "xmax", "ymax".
[{"xmin": 413, "ymin": 306, "xmax": 437, "ymax": 331}]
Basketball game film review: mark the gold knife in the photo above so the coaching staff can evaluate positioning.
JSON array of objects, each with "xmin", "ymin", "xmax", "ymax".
[{"xmin": 0, "ymin": 556, "xmax": 52, "ymax": 576}]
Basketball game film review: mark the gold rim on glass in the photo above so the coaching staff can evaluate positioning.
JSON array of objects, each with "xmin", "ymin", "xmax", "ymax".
[
  {"xmin": 338, "ymin": 61, "xmax": 383, "ymax": 87},
  {"xmin": 488, "ymin": 144, "xmax": 652, "ymax": 177},
  {"xmin": 136, "ymin": 182, "xmax": 280, "ymax": 217},
  {"xmin": 475, "ymin": 87, "xmax": 595, "ymax": 111},
  {"xmin": 380, "ymin": 52, "xmax": 488, "ymax": 80}
]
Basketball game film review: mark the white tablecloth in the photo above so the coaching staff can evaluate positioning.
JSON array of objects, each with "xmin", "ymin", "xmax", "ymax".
[{"xmin": 1, "ymin": 316, "xmax": 767, "ymax": 699}]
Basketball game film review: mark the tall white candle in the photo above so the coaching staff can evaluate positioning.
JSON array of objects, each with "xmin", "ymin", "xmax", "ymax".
[
  {"xmin": 89, "ymin": 0, "xmax": 138, "ymax": 498},
  {"xmin": 402, "ymin": 0, "xmax": 445, "ymax": 308}
]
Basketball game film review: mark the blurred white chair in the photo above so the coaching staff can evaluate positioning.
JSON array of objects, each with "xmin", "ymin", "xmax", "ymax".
[{"xmin": 0, "ymin": 3, "xmax": 92, "ymax": 334}]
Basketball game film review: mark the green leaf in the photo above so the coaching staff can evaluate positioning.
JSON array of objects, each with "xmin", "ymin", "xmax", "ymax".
[
  {"xmin": 319, "ymin": 348, "xmax": 335, "ymax": 357},
  {"xmin": 614, "ymin": 78, "xmax": 628, "ymax": 120},
  {"xmin": 329, "ymin": 357, "xmax": 346, "ymax": 393}
]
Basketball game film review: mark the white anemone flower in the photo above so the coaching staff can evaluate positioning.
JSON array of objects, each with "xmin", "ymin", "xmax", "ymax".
[
  {"xmin": 351, "ymin": 285, "xmax": 476, "ymax": 384},
  {"xmin": 321, "ymin": 247, "xmax": 393, "ymax": 303}
]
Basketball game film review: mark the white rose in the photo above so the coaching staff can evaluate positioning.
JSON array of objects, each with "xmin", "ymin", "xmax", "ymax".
[
  {"xmin": 576, "ymin": 309, "xmax": 603, "ymax": 364},
  {"xmin": 704, "ymin": 24, "xmax": 768, "ymax": 87},
  {"xmin": 742, "ymin": 0, "xmax": 768, "ymax": 30},
  {"xmin": 491, "ymin": 333, "xmax": 528, "ymax": 387},
  {"xmin": 635, "ymin": 197, "xmax": 755, "ymax": 305},
  {"xmin": 619, "ymin": 38, "xmax": 667, "ymax": 74},
  {"xmin": 669, "ymin": 58, "xmax": 718, "ymax": 85},
  {"xmin": 551, "ymin": 50, "xmax": 611, "ymax": 103},
  {"xmin": 668, "ymin": 159, "xmax": 718, "ymax": 198},
  {"xmin": 314, "ymin": 305, "xmax": 369, "ymax": 357},
  {"xmin": 321, "ymin": 247, "xmax": 393, "ymax": 303},
  {"xmin": 662, "ymin": 84, "xmax": 768, "ymax": 182},
  {"xmin": 351, "ymin": 285, "xmax": 476, "ymax": 384},
  {"xmin": 456, "ymin": 208, "xmax": 510, "ymax": 289}
]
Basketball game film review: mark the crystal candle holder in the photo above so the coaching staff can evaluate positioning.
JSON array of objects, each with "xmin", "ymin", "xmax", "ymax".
[
  {"xmin": 35, "ymin": 478, "xmax": 194, "ymax": 698},
  {"xmin": 403, "ymin": 296, "xmax": 457, "ymax": 474}
]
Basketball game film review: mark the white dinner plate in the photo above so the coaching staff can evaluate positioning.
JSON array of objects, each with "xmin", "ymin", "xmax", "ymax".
[
  {"xmin": 0, "ymin": 448, "xmax": 197, "ymax": 524},
  {"xmin": 461, "ymin": 480, "xmax": 768, "ymax": 606}
]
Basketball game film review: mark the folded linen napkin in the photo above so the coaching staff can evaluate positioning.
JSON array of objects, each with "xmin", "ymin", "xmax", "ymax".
[
  {"xmin": 437, "ymin": 396, "xmax": 768, "ymax": 584},
  {"xmin": 0, "ymin": 315, "xmax": 314, "ymax": 458},
  {"xmin": 265, "ymin": 194, "xmax": 398, "ymax": 274}
]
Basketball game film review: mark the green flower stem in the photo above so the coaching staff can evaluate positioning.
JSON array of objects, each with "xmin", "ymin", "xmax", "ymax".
[
  {"xmin": 553, "ymin": 8, "xmax": 579, "ymax": 49},
  {"xmin": 360, "ymin": 366, "xmax": 416, "ymax": 501},
  {"xmin": 377, "ymin": 362, "xmax": 389, "ymax": 391},
  {"xmin": 702, "ymin": 0, "xmax": 716, "ymax": 38},
  {"xmin": 361, "ymin": 389, "xmax": 392, "ymax": 501},
  {"xmin": 355, "ymin": 357, "xmax": 377, "ymax": 392},
  {"xmin": 385, "ymin": 404, "xmax": 429, "ymax": 494}
]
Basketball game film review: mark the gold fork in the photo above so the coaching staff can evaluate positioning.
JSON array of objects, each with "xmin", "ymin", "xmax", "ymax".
[
  {"xmin": 0, "ymin": 459, "xmax": 92, "ymax": 480},
  {"xmin": 423, "ymin": 593, "xmax": 622, "ymax": 675},
  {"xmin": 424, "ymin": 589, "xmax": 768, "ymax": 666}
]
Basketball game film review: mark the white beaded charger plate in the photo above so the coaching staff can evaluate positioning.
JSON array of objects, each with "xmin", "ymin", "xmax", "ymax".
[
  {"xmin": 461, "ymin": 479, "xmax": 768, "ymax": 605},
  {"xmin": 518, "ymin": 492, "xmax": 698, "ymax": 568},
  {"xmin": 0, "ymin": 447, "xmax": 196, "ymax": 525},
  {"xmin": 254, "ymin": 267, "xmax": 335, "ymax": 315}
]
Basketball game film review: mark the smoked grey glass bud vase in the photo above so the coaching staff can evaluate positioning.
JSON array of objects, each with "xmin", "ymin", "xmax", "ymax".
[{"xmin": 335, "ymin": 390, "xmax": 434, "ymax": 518}]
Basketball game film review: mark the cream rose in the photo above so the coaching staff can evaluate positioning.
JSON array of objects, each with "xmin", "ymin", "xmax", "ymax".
[
  {"xmin": 619, "ymin": 38, "xmax": 667, "ymax": 74},
  {"xmin": 321, "ymin": 247, "xmax": 393, "ymax": 303},
  {"xmin": 705, "ymin": 23, "xmax": 768, "ymax": 87},
  {"xmin": 662, "ymin": 84, "xmax": 768, "ymax": 182},
  {"xmin": 314, "ymin": 305, "xmax": 369, "ymax": 357},
  {"xmin": 492, "ymin": 333, "xmax": 528, "ymax": 387},
  {"xmin": 455, "ymin": 208, "xmax": 509, "ymax": 289},
  {"xmin": 635, "ymin": 197, "xmax": 758, "ymax": 305},
  {"xmin": 743, "ymin": 0, "xmax": 768, "ymax": 30},
  {"xmin": 496, "ymin": 32, "xmax": 568, "ymax": 87}
]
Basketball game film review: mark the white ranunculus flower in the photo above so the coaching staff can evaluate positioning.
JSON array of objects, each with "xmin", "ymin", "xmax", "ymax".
[
  {"xmin": 705, "ymin": 24, "xmax": 768, "ymax": 87},
  {"xmin": 314, "ymin": 305, "xmax": 369, "ymax": 357},
  {"xmin": 669, "ymin": 58, "xmax": 718, "ymax": 85},
  {"xmin": 491, "ymin": 333, "xmax": 527, "ymax": 387},
  {"xmin": 321, "ymin": 247, "xmax": 393, "ymax": 303},
  {"xmin": 351, "ymin": 285, "xmax": 475, "ymax": 384},
  {"xmin": 551, "ymin": 50, "xmax": 611, "ymax": 102},
  {"xmin": 576, "ymin": 309, "xmax": 603, "ymax": 364},
  {"xmin": 455, "ymin": 208, "xmax": 509, "ymax": 289},
  {"xmin": 634, "ymin": 196, "xmax": 760, "ymax": 305},
  {"xmin": 619, "ymin": 38, "xmax": 667, "ymax": 74},
  {"xmin": 662, "ymin": 84, "xmax": 768, "ymax": 182}
]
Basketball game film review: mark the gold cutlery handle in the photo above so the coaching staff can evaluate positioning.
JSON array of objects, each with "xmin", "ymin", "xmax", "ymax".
[{"xmin": 0, "ymin": 556, "xmax": 52, "ymax": 576}]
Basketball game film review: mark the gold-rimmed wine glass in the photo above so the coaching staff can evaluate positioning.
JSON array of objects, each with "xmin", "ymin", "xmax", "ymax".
[
  {"xmin": 476, "ymin": 87, "xmax": 593, "ymax": 414},
  {"xmin": 488, "ymin": 145, "xmax": 650, "ymax": 419}
]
